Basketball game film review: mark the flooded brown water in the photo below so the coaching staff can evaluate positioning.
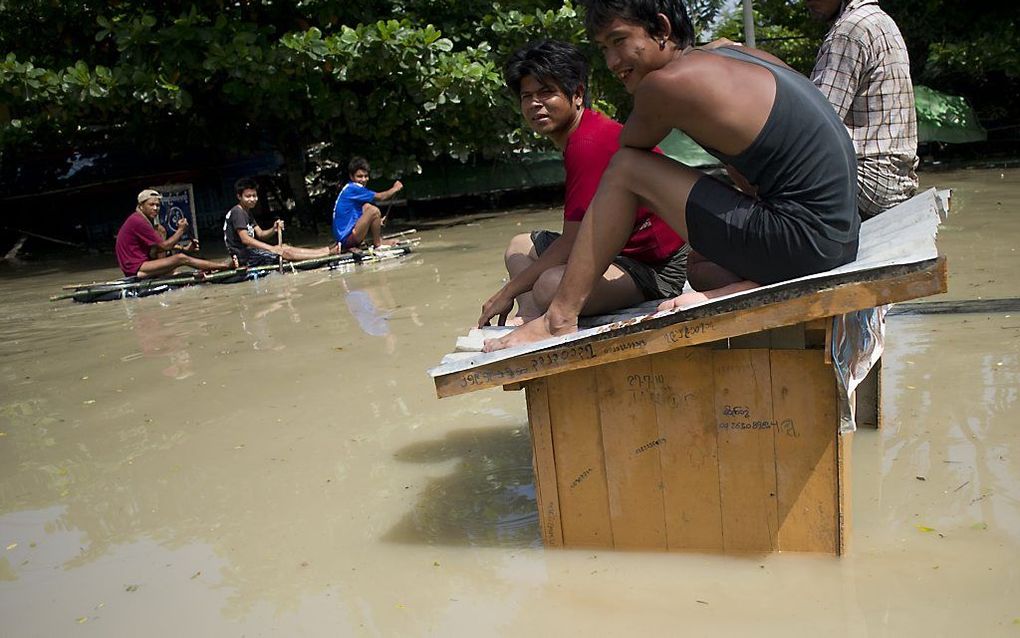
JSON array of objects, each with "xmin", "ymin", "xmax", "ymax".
[{"xmin": 1, "ymin": 168, "xmax": 1018, "ymax": 636}]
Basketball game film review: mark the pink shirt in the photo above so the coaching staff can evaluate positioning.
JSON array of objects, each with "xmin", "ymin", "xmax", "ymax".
[
  {"xmin": 563, "ymin": 109, "xmax": 685, "ymax": 263},
  {"xmin": 115, "ymin": 212, "xmax": 161, "ymax": 276}
]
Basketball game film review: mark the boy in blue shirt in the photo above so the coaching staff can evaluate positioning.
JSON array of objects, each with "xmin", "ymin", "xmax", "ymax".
[{"xmin": 332, "ymin": 157, "xmax": 404, "ymax": 249}]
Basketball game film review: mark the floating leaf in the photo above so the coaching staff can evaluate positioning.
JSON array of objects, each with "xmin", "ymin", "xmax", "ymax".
[
  {"xmin": 971, "ymin": 522, "xmax": 988, "ymax": 530},
  {"xmin": 916, "ymin": 525, "xmax": 936, "ymax": 533},
  {"xmin": 6, "ymin": 543, "xmax": 16, "ymax": 551}
]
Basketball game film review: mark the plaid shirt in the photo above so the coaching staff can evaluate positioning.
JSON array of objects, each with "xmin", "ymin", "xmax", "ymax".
[{"xmin": 811, "ymin": 0, "xmax": 918, "ymax": 215}]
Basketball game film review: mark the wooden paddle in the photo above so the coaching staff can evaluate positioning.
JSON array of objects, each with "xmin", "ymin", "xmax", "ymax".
[{"xmin": 276, "ymin": 222, "xmax": 283, "ymax": 272}]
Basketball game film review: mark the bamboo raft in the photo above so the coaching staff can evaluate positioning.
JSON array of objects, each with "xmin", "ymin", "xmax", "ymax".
[{"xmin": 52, "ymin": 238, "xmax": 417, "ymax": 304}]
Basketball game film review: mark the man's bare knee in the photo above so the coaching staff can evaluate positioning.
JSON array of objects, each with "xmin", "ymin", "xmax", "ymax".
[
  {"xmin": 505, "ymin": 233, "xmax": 536, "ymax": 267},
  {"xmin": 363, "ymin": 203, "xmax": 381, "ymax": 219},
  {"xmin": 532, "ymin": 267, "xmax": 565, "ymax": 309},
  {"xmin": 604, "ymin": 148, "xmax": 646, "ymax": 183}
]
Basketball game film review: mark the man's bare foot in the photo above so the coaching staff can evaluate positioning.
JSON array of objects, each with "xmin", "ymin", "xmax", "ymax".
[
  {"xmin": 329, "ymin": 243, "xmax": 341, "ymax": 255},
  {"xmin": 482, "ymin": 313, "xmax": 577, "ymax": 352},
  {"xmin": 373, "ymin": 239, "xmax": 398, "ymax": 248},
  {"xmin": 504, "ymin": 316, "xmax": 532, "ymax": 327},
  {"xmin": 657, "ymin": 291, "xmax": 711, "ymax": 312}
]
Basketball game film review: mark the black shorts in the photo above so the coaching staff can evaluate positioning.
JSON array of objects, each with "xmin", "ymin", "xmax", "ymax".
[
  {"xmin": 532, "ymin": 230, "xmax": 690, "ymax": 300},
  {"xmin": 685, "ymin": 175, "xmax": 858, "ymax": 285},
  {"xmin": 236, "ymin": 248, "xmax": 278, "ymax": 267}
]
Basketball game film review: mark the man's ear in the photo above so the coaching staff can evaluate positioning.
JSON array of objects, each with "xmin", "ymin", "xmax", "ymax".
[
  {"xmin": 574, "ymin": 84, "xmax": 586, "ymax": 110},
  {"xmin": 655, "ymin": 12, "xmax": 673, "ymax": 41}
]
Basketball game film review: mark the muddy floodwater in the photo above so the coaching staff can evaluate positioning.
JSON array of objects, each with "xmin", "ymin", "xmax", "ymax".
[{"xmin": 1, "ymin": 168, "xmax": 1018, "ymax": 636}]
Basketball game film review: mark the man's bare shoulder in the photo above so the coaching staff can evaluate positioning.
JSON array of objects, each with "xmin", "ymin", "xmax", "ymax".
[
  {"xmin": 637, "ymin": 59, "xmax": 703, "ymax": 103},
  {"xmin": 635, "ymin": 54, "xmax": 726, "ymax": 113}
]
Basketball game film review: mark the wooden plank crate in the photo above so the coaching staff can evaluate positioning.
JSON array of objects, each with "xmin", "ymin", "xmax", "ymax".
[
  {"xmin": 432, "ymin": 191, "xmax": 948, "ymax": 555},
  {"xmin": 523, "ymin": 333, "xmax": 851, "ymax": 554},
  {"xmin": 436, "ymin": 257, "xmax": 946, "ymax": 555}
]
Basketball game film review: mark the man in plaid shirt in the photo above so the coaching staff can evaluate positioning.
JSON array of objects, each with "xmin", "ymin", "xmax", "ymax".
[{"xmin": 808, "ymin": 0, "xmax": 919, "ymax": 218}]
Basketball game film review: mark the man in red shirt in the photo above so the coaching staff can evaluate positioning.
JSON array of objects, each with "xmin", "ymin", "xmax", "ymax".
[
  {"xmin": 115, "ymin": 189, "xmax": 231, "ymax": 278},
  {"xmin": 478, "ymin": 39, "xmax": 690, "ymax": 327}
]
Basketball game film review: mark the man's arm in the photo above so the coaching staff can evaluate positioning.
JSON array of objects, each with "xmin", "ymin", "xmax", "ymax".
[
  {"xmin": 810, "ymin": 33, "xmax": 865, "ymax": 120},
  {"xmin": 478, "ymin": 222, "xmax": 579, "ymax": 326},
  {"xmin": 374, "ymin": 180, "xmax": 404, "ymax": 202},
  {"xmin": 619, "ymin": 72, "xmax": 680, "ymax": 149},
  {"xmin": 148, "ymin": 219, "xmax": 189, "ymax": 256},
  {"xmin": 702, "ymin": 40, "xmax": 795, "ymax": 71},
  {"xmin": 249, "ymin": 220, "xmax": 282, "ymax": 242},
  {"xmin": 236, "ymin": 227, "xmax": 281, "ymax": 254}
]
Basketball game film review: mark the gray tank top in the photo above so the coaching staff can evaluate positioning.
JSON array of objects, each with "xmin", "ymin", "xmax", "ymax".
[{"xmin": 699, "ymin": 46, "xmax": 859, "ymax": 243}]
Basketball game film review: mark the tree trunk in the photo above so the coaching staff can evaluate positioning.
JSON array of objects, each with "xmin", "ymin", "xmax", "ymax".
[{"xmin": 279, "ymin": 134, "xmax": 316, "ymax": 231}]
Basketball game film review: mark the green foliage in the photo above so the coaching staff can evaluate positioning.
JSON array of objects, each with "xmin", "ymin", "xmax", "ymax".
[
  {"xmin": 713, "ymin": 0, "xmax": 824, "ymax": 74},
  {"xmin": 713, "ymin": 0, "xmax": 1019, "ymax": 128},
  {"xmin": 0, "ymin": 0, "xmax": 731, "ymax": 156}
]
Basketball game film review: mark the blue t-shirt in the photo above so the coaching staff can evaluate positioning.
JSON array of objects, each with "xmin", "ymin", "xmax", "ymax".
[{"xmin": 332, "ymin": 181, "xmax": 376, "ymax": 243}]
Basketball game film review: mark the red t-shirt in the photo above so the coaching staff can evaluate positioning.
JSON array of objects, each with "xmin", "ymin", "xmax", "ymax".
[
  {"xmin": 563, "ymin": 109, "xmax": 685, "ymax": 262},
  {"xmin": 115, "ymin": 212, "xmax": 162, "ymax": 276}
]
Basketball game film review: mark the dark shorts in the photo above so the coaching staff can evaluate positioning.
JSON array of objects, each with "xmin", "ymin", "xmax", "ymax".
[
  {"xmin": 236, "ymin": 248, "xmax": 278, "ymax": 267},
  {"xmin": 685, "ymin": 176, "xmax": 858, "ymax": 285},
  {"xmin": 532, "ymin": 230, "xmax": 690, "ymax": 301}
]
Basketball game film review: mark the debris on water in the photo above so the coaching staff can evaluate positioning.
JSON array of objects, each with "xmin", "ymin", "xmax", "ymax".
[
  {"xmin": 696, "ymin": 600, "xmax": 709, "ymax": 605},
  {"xmin": 125, "ymin": 584, "xmax": 139, "ymax": 592},
  {"xmin": 83, "ymin": 400, "xmax": 95, "ymax": 405},
  {"xmin": 6, "ymin": 543, "xmax": 16, "ymax": 551},
  {"xmin": 916, "ymin": 476, "xmax": 926, "ymax": 481},
  {"xmin": 971, "ymin": 491, "xmax": 992, "ymax": 504},
  {"xmin": 76, "ymin": 616, "xmax": 88, "ymax": 624},
  {"xmin": 952, "ymin": 481, "xmax": 970, "ymax": 492},
  {"xmin": 190, "ymin": 571, "xmax": 201, "ymax": 579},
  {"xmin": 971, "ymin": 522, "xmax": 988, "ymax": 530},
  {"xmin": 916, "ymin": 525, "xmax": 936, "ymax": 533}
]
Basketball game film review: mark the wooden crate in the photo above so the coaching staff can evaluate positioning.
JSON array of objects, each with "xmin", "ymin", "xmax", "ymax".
[
  {"xmin": 433, "ymin": 256, "xmax": 948, "ymax": 555},
  {"xmin": 524, "ymin": 342, "xmax": 850, "ymax": 554}
]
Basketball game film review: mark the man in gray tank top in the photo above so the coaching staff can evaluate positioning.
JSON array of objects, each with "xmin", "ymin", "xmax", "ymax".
[{"xmin": 483, "ymin": 0, "xmax": 861, "ymax": 352}]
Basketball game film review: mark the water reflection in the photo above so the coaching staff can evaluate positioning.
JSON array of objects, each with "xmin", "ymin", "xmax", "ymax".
[
  {"xmin": 386, "ymin": 426, "xmax": 540, "ymax": 548},
  {"xmin": 124, "ymin": 305, "xmax": 195, "ymax": 379},
  {"xmin": 877, "ymin": 315, "xmax": 1020, "ymax": 541}
]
